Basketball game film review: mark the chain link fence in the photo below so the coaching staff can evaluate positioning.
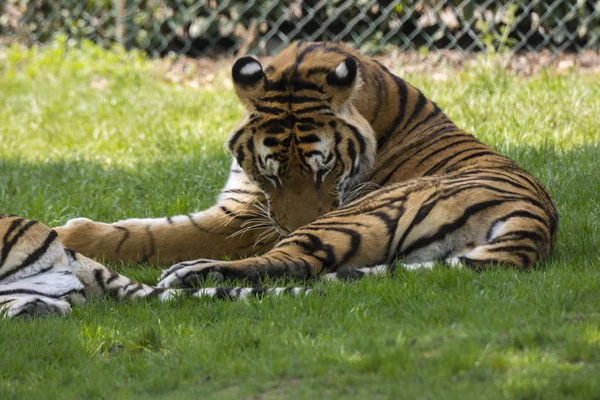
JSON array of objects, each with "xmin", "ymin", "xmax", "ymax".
[{"xmin": 1, "ymin": 1, "xmax": 599, "ymax": 57}]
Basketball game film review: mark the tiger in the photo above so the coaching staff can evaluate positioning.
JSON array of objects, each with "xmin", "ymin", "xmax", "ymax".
[
  {"xmin": 0, "ymin": 215, "xmax": 311, "ymax": 318},
  {"xmin": 50, "ymin": 41, "xmax": 557, "ymax": 290}
]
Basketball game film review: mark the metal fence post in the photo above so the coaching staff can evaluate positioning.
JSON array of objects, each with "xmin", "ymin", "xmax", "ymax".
[{"xmin": 115, "ymin": 0, "xmax": 125, "ymax": 46}]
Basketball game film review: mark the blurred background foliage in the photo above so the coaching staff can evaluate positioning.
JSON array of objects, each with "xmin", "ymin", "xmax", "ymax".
[{"xmin": 1, "ymin": 1, "xmax": 599, "ymax": 56}]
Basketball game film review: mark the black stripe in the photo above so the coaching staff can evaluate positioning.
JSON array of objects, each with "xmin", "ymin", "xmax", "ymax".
[
  {"xmin": 377, "ymin": 76, "xmax": 409, "ymax": 149},
  {"xmin": 297, "ymin": 134, "xmax": 321, "ymax": 144},
  {"xmin": 487, "ymin": 244, "xmax": 539, "ymax": 254},
  {"xmin": 293, "ymin": 80, "xmax": 324, "ymax": 93},
  {"xmin": 295, "ymin": 43, "xmax": 322, "ymax": 67},
  {"xmin": 306, "ymin": 66, "xmax": 332, "ymax": 77},
  {"xmin": 0, "ymin": 288, "xmax": 80, "ymax": 300},
  {"xmin": 297, "ymin": 124, "xmax": 319, "ymax": 132},
  {"xmin": 2, "ymin": 218, "xmax": 24, "ymax": 244},
  {"xmin": 65, "ymin": 248, "xmax": 77, "ymax": 261},
  {"xmin": 255, "ymin": 105, "xmax": 284, "ymax": 115},
  {"xmin": 263, "ymin": 137, "xmax": 280, "ymax": 147},
  {"xmin": 347, "ymin": 139, "xmax": 357, "ymax": 176},
  {"xmin": 228, "ymin": 128, "xmax": 246, "ymax": 151},
  {"xmin": 489, "ymin": 230, "xmax": 546, "ymax": 245},
  {"xmin": 398, "ymin": 103, "xmax": 443, "ymax": 143},
  {"xmin": 93, "ymin": 269, "xmax": 107, "ymax": 292},
  {"xmin": 403, "ymin": 90, "xmax": 428, "ymax": 130},
  {"xmin": 0, "ymin": 230, "xmax": 58, "ymax": 281},
  {"xmin": 220, "ymin": 206, "xmax": 254, "ymax": 221},
  {"xmin": 0, "ymin": 219, "xmax": 38, "ymax": 270},
  {"xmin": 490, "ymin": 210, "xmax": 549, "ymax": 231},
  {"xmin": 106, "ymin": 271, "xmax": 120, "ymax": 284},
  {"xmin": 306, "ymin": 221, "xmax": 368, "ymax": 228},
  {"xmin": 261, "ymin": 95, "xmax": 322, "ymax": 104},
  {"xmin": 323, "ymin": 46, "xmax": 351, "ymax": 56},
  {"xmin": 344, "ymin": 123, "xmax": 367, "ymax": 155},
  {"xmin": 236, "ymin": 145, "xmax": 246, "ymax": 165},
  {"xmin": 397, "ymin": 199, "xmax": 512, "ymax": 257},
  {"xmin": 421, "ymin": 149, "xmax": 495, "ymax": 176},
  {"xmin": 186, "ymin": 214, "xmax": 231, "ymax": 235},
  {"xmin": 443, "ymin": 151, "xmax": 506, "ymax": 173},
  {"xmin": 375, "ymin": 126, "xmax": 461, "ymax": 185},
  {"xmin": 294, "ymin": 105, "xmax": 333, "ymax": 115},
  {"xmin": 140, "ymin": 226, "xmax": 156, "ymax": 263},
  {"xmin": 221, "ymin": 189, "xmax": 262, "ymax": 196},
  {"xmin": 334, "ymin": 269, "xmax": 366, "ymax": 280},
  {"xmin": 372, "ymin": 205, "xmax": 404, "ymax": 261},
  {"xmin": 415, "ymin": 139, "xmax": 481, "ymax": 168},
  {"xmin": 457, "ymin": 173, "xmax": 532, "ymax": 192},
  {"xmin": 369, "ymin": 69, "xmax": 385, "ymax": 125},
  {"xmin": 114, "ymin": 226, "xmax": 130, "ymax": 256}
]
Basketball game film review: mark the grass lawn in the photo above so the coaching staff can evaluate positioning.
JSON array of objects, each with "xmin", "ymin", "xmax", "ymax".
[{"xmin": 1, "ymin": 41, "xmax": 599, "ymax": 399}]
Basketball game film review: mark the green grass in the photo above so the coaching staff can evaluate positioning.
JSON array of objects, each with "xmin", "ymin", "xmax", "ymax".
[{"xmin": 1, "ymin": 41, "xmax": 599, "ymax": 399}]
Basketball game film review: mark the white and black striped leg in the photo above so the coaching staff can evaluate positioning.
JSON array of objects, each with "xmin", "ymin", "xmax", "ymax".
[
  {"xmin": 65, "ymin": 249, "xmax": 179, "ymax": 301},
  {"xmin": 189, "ymin": 286, "xmax": 315, "ymax": 300},
  {"xmin": 0, "ymin": 260, "xmax": 86, "ymax": 319},
  {"xmin": 320, "ymin": 264, "xmax": 391, "ymax": 281},
  {"xmin": 319, "ymin": 257, "xmax": 466, "ymax": 281},
  {"xmin": 71, "ymin": 252, "xmax": 314, "ymax": 303},
  {"xmin": 399, "ymin": 257, "xmax": 464, "ymax": 270}
]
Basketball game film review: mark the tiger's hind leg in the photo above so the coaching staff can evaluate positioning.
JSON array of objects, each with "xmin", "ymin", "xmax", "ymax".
[
  {"xmin": 0, "ymin": 214, "xmax": 172, "ymax": 318},
  {"xmin": 0, "ymin": 215, "xmax": 86, "ymax": 318},
  {"xmin": 158, "ymin": 175, "xmax": 555, "ymax": 288}
]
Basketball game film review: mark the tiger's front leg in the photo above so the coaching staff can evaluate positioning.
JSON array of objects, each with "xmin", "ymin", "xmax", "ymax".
[
  {"xmin": 54, "ymin": 163, "xmax": 278, "ymax": 265},
  {"xmin": 157, "ymin": 192, "xmax": 399, "ymax": 288}
]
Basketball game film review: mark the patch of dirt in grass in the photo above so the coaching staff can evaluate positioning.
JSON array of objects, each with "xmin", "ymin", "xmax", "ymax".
[
  {"xmin": 248, "ymin": 378, "xmax": 304, "ymax": 400},
  {"xmin": 156, "ymin": 49, "xmax": 600, "ymax": 89}
]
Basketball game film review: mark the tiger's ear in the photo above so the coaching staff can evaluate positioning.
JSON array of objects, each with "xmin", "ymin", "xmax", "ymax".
[
  {"xmin": 232, "ymin": 56, "xmax": 264, "ymax": 85},
  {"xmin": 232, "ymin": 56, "xmax": 265, "ymax": 109},
  {"xmin": 327, "ymin": 57, "xmax": 360, "ymax": 110},
  {"xmin": 327, "ymin": 57, "xmax": 358, "ymax": 87}
]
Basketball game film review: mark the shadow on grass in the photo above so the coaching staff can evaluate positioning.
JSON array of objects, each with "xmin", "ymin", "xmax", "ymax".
[
  {"xmin": 0, "ymin": 151, "xmax": 231, "ymax": 225},
  {"xmin": 0, "ymin": 143, "xmax": 598, "ymax": 265}
]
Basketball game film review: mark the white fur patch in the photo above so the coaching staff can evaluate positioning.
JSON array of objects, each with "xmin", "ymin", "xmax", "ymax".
[
  {"xmin": 357, "ymin": 264, "xmax": 388, "ymax": 275},
  {"xmin": 335, "ymin": 61, "xmax": 348, "ymax": 79},
  {"xmin": 402, "ymin": 261, "xmax": 435, "ymax": 270},
  {"xmin": 320, "ymin": 264, "xmax": 389, "ymax": 281},
  {"xmin": 488, "ymin": 221, "xmax": 507, "ymax": 241},
  {"xmin": 193, "ymin": 288, "xmax": 217, "ymax": 298},
  {"xmin": 0, "ymin": 270, "xmax": 83, "ymax": 296},
  {"xmin": 240, "ymin": 62, "xmax": 262, "ymax": 76}
]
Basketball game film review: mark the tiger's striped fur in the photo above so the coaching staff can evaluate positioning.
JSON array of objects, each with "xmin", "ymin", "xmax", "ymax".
[
  {"xmin": 0, "ymin": 215, "xmax": 312, "ymax": 318},
  {"xmin": 54, "ymin": 42, "xmax": 557, "ymax": 289}
]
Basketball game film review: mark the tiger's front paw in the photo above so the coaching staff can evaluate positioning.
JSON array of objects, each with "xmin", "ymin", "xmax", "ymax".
[{"xmin": 157, "ymin": 259, "xmax": 225, "ymax": 289}]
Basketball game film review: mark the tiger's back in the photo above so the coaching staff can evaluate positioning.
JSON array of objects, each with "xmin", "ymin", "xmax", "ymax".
[
  {"xmin": 54, "ymin": 42, "xmax": 558, "ymax": 289},
  {"xmin": 224, "ymin": 42, "xmax": 558, "ymax": 267}
]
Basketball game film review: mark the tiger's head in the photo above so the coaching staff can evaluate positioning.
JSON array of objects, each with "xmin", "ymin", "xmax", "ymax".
[{"xmin": 227, "ymin": 43, "xmax": 377, "ymax": 234}]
